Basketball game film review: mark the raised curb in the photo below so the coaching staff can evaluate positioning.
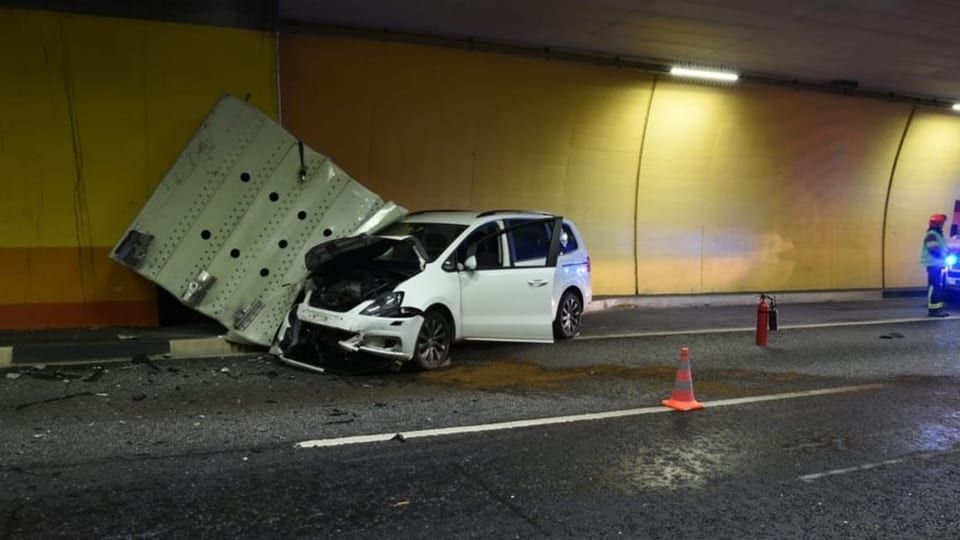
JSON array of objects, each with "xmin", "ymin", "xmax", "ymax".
[
  {"xmin": 2, "ymin": 336, "xmax": 259, "ymax": 369},
  {"xmin": 585, "ymin": 289, "xmax": 883, "ymax": 312},
  {"xmin": 169, "ymin": 337, "xmax": 251, "ymax": 357}
]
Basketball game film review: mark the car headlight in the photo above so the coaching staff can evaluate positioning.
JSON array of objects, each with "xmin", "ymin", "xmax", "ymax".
[
  {"xmin": 360, "ymin": 291, "xmax": 404, "ymax": 317},
  {"xmin": 948, "ymin": 254, "xmax": 958, "ymax": 267}
]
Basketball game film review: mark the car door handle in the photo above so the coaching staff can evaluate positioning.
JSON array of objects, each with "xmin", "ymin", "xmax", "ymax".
[{"xmin": 527, "ymin": 279, "xmax": 549, "ymax": 287}]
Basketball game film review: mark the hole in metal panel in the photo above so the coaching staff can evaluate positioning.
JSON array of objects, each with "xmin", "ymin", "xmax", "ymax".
[
  {"xmin": 278, "ymin": 240, "xmax": 288, "ymax": 248},
  {"xmin": 201, "ymin": 230, "xmax": 211, "ymax": 240},
  {"xmin": 269, "ymin": 192, "xmax": 279, "ymax": 202},
  {"xmin": 323, "ymin": 229, "xmax": 332, "ymax": 237},
  {"xmin": 297, "ymin": 211, "xmax": 307, "ymax": 220},
  {"xmin": 230, "ymin": 249, "xmax": 240, "ymax": 258},
  {"xmin": 241, "ymin": 173, "xmax": 251, "ymax": 182},
  {"xmin": 260, "ymin": 268, "xmax": 269, "ymax": 277}
]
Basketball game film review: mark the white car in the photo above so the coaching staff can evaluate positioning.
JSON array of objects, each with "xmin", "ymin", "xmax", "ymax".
[{"xmin": 272, "ymin": 210, "xmax": 592, "ymax": 371}]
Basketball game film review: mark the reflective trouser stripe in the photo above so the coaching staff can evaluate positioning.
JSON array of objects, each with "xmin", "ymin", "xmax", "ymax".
[{"xmin": 929, "ymin": 286, "xmax": 944, "ymax": 310}]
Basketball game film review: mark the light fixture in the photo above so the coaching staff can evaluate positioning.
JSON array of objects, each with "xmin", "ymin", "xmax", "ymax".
[
  {"xmin": 670, "ymin": 66, "xmax": 739, "ymax": 82},
  {"xmin": 953, "ymin": 103, "xmax": 960, "ymax": 111}
]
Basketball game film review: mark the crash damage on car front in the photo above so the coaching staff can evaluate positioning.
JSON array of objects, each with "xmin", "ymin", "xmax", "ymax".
[{"xmin": 270, "ymin": 234, "xmax": 430, "ymax": 373}]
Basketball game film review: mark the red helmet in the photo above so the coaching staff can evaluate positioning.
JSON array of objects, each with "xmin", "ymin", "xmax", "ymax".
[{"xmin": 930, "ymin": 213, "xmax": 948, "ymax": 228}]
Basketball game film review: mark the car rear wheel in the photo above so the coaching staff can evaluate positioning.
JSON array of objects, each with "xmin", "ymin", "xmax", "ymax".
[
  {"xmin": 553, "ymin": 290, "xmax": 582, "ymax": 339},
  {"xmin": 413, "ymin": 309, "xmax": 452, "ymax": 370}
]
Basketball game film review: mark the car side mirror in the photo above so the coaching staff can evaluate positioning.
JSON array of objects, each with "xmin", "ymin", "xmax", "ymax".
[
  {"xmin": 464, "ymin": 255, "xmax": 477, "ymax": 271},
  {"xmin": 442, "ymin": 259, "xmax": 456, "ymax": 272}
]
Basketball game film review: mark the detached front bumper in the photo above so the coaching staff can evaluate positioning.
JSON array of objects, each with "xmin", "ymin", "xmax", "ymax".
[{"xmin": 284, "ymin": 300, "xmax": 423, "ymax": 362}]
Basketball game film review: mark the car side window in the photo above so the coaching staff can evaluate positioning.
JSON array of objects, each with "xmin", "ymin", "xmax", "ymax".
[
  {"xmin": 559, "ymin": 224, "xmax": 578, "ymax": 254},
  {"xmin": 504, "ymin": 219, "xmax": 552, "ymax": 267},
  {"xmin": 454, "ymin": 222, "xmax": 502, "ymax": 270}
]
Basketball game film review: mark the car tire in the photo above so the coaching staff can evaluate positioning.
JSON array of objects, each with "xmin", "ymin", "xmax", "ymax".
[
  {"xmin": 553, "ymin": 289, "xmax": 582, "ymax": 339},
  {"xmin": 413, "ymin": 309, "xmax": 452, "ymax": 371}
]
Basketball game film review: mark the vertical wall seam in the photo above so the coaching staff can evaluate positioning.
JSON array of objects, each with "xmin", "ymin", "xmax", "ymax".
[
  {"xmin": 59, "ymin": 19, "xmax": 96, "ymax": 305},
  {"xmin": 633, "ymin": 75, "xmax": 658, "ymax": 295},
  {"xmin": 274, "ymin": 19, "xmax": 282, "ymax": 123},
  {"xmin": 881, "ymin": 105, "xmax": 916, "ymax": 290}
]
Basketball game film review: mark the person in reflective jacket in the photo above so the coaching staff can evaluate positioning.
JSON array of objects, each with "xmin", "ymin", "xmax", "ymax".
[{"xmin": 920, "ymin": 213, "xmax": 950, "ymax": 317}]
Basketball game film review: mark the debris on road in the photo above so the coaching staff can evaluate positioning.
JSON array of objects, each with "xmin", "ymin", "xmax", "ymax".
[
  {"xmin": 117, "ymin": 334, "xmax": 140, "ymax": 341},
  {"xmin": 6, "ymin": 372, "xmax": 21, "ymax": 380},
  {"xmin": 15, "ymin": 392, "xmax": 97, "ymax": 411},
  {"xmin": 83, "ymin": 367, "xmax": 105, "ymax": 383},
  {"xmin": 131, "ymin": 355, "xmax": 161, "ymax": 372}
]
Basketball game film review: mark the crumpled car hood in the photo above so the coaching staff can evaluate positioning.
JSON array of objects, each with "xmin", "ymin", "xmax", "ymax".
[{"xmin": 304, "ymin": 234, "xmax": 427, "ymax": 274}]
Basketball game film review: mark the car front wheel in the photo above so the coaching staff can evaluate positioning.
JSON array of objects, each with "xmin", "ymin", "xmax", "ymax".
[
  {"xmin": 413, "ymin": 309, "xmax": 452, "ymax": 370},
  {"xmin": 553, "ymin": 290, "xmax": 582, "ymax": 339}
]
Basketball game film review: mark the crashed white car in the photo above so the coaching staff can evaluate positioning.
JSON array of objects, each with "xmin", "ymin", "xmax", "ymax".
[{"xmin": 272, "ymin": 210, "xmax": 592, "ymax": 371}]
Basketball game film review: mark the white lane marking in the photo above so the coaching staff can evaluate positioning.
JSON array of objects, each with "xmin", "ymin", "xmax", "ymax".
[
  {"xmin": 295, "ymin": 384, "xmax": 887, "ymax": 449},
  {"xmin": 799, "ymin": 447, "xmax": 960, "ymax": 483},
  {"xmin": 577, "ymin": 317, "xmax": 941, "ymax": 340}
]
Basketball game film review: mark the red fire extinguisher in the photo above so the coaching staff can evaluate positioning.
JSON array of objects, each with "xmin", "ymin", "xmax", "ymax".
[
  {"xmin": 756, "ymin": 295, "xmax": 769, "ymax": 346},
  {"xmin": 756, "ymin": 294, "xmax": 779, "ymax": 346}
]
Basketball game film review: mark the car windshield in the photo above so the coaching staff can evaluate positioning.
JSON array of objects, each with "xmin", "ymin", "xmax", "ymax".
[{"xmin": 376, "ymin": 222, "xmax": 468, "ymax": 261}]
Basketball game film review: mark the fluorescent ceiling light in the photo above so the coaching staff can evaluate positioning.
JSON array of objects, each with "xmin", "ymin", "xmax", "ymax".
[
  {"xmin": 670, "ymin": 67, "xmax": 739, "ymax": 82},
  {"xmin": 953, "ymin": 103, "xmax": 960, "ymax": 111}
]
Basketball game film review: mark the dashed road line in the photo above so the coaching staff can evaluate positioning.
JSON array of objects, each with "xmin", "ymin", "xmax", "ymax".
[{"xmin": 799, "ymin": 447, "xmax": 960, "ymax": 482}]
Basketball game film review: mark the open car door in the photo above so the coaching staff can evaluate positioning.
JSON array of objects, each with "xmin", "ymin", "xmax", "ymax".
[
  {"xmin": 457, "ymin": 218, "xmax": 563, "ymax": 342},
  {"xmin": 110, "ymin": 95, "xmax": 406, "ymax": 346}
]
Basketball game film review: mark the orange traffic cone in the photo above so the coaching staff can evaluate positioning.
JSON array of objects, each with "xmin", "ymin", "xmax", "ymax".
[{"xmin": 661, "ymin": 347, "xmax": 704, "ymax": 411}]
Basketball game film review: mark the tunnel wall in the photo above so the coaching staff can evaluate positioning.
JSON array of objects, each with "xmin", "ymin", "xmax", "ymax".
[
  {"xmin": 280, "ymin": 33, "xmax": 960, "ymax": 296},
  {"xmin": 0, "ymin": 8, "xmax": 278, "ymax": 329}
]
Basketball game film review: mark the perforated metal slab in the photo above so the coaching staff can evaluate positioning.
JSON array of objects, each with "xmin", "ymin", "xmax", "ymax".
[{"xmin": 111, "ymin": 95, "xmax": 407, "ymax": 346}]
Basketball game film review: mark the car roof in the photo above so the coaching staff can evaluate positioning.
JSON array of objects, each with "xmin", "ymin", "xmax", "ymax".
[{"xmin": 402, "ymin": 209, "xmax": 559, "ymax": 226}]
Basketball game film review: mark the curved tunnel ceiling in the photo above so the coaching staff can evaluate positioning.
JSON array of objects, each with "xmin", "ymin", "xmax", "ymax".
[{"xmin": 279, "ymin": 0, "xmax": 960, "ymax": 103}]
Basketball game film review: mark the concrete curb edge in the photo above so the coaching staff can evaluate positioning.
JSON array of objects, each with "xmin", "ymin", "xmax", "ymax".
[{"xmin": 2, "ymin": 337, "xmax": 260, "ymax": 369}]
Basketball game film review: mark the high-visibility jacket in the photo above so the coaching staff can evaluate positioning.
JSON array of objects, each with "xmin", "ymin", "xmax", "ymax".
[{"xmin": 920, "ymin": 227, "xmax": 948, "ymax": 266}]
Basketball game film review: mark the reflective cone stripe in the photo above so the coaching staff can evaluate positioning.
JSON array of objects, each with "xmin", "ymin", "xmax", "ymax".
[{"xmin": 662, "ymin": 347, "xmax": 704, "ymax": 411}]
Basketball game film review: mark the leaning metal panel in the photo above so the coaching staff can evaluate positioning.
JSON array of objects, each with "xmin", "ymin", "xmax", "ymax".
[{"xmin": 111, "ymin": 95, "xmax": 407, "ymax": 346}]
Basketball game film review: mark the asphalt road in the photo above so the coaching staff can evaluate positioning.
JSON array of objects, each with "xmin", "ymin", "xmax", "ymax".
[{"xmin": 3, "ymin": 317, "xmax": 960, "ymax": 539}]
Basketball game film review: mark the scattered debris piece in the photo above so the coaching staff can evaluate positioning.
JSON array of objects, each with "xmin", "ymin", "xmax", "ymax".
[
  {"xmin": 323, "ymin": 419, "xmax": 355, "ymax": 425},
  {"xmin": 117, "ymin": 334, "xmax": 140, "ymax": 341},
  {"xmin": 33, "ymin": 365, "xmax": 46, "ymax": 370},
  {"xmin": 393, "ymin": 500, "xmax": 410, "ymax": 508},
  {"xmin": 132, "ymin": 394, "xmax": 148, "ymax": 402},
  {"xmin": 15, "ymin": 392, "xmax": 96, "ymax": 411},
  {"xmin": 6, "ymin": 372, "xmax": 21, "ymax": 380},
  {"xmin": 131, "ymin": 354, "xmax": 161, "ymax": 372},
  {"xmin": 83, "ymin": 368, "xmax": 104, "ymax": 383},
  {"xmin": 391, "ymin": 433, "xmax": 406, "ymax": 443},
  {"xmin": 220, "ymin": 367, "xmax": 230, "ymax": 373},
  {"xmin": 879, "ymin": 332, "xmax": 906, "ymax": 339},
  {"xmin": 374, "ymin": 402, "xmax": 387, "ymax": 408},
  {"xmin": 95, "ymin": 393, "xmax": 109, "ymax": 397}
]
